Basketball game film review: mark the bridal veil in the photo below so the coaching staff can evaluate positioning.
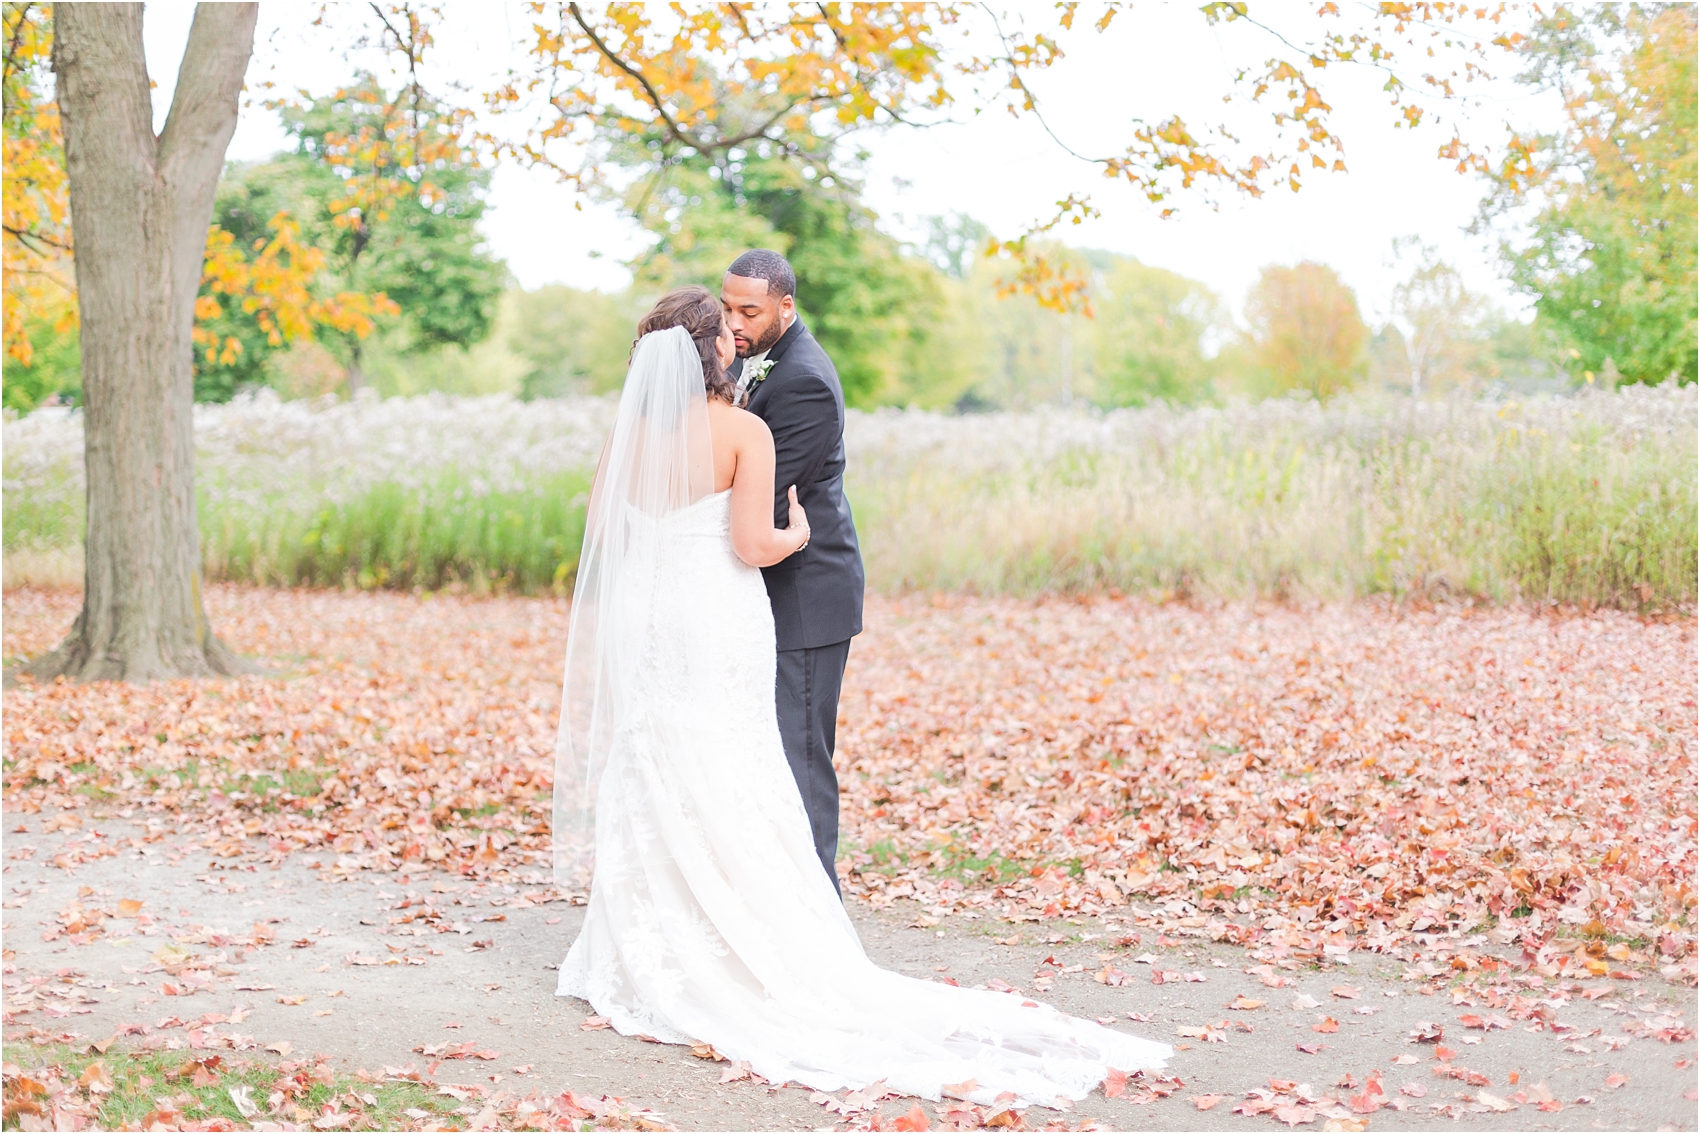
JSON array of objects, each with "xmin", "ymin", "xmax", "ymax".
[{"xmin": 553, "ymin": 326, "xmax": 714, "ymax": 888}]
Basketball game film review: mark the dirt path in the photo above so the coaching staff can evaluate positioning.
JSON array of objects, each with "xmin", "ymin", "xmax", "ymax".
[{"xmin": 4, "ymin": 812, "xmax": 1695, "ymax": 1131}]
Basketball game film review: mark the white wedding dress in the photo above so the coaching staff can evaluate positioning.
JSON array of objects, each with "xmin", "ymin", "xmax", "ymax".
[{"xmin": 553, "ymin": 328, "xmax": 1169, "ymax": 1107}]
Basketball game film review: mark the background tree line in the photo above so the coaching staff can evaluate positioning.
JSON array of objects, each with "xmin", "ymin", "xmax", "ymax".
[{"xmin": 6, "ymin": 5, "xmax": 1691, "ymax": 417}]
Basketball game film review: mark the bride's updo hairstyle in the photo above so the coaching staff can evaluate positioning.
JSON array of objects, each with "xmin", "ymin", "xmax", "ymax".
[{"xmin": 635, "ymin": 286, "xmax": 735, "ymax": 403}]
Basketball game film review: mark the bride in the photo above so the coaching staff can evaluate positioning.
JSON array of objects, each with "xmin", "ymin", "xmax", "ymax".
[{"xmin": 553, "ymin": 286, "xmax": 1170, "ymax": 1107}]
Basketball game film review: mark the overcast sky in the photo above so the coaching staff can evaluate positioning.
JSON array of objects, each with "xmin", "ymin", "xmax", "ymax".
[{"xmin": 140, "ymin": 2, "xmax": 1559, "ymax": 326}]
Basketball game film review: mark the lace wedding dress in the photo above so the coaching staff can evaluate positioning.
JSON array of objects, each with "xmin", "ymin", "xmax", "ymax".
[{"xmin": 553, "ymin": 328, "xmax": 1169, "ymax": 1107}]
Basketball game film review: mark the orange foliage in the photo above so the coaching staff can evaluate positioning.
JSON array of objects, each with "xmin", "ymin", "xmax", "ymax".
[
  {"xmin": 484, "ymin": 3, "xmax": 1523, "ymax": 314},
  {"xmin": 1244, "ymin": 261, "xmax": 1370, "ymax": 397},
  {"xmin": 2, "ymin": 1, "xmax": 73, "ymax": 365},
  {"xmin": 5, "ymin": 3, "xmax": 1533, "ymax": 343},
  {"xmin": 195, "ymin": 214, "xmax": 397, "ymax": 367},
  {"xmin": 4, "ymin": 5, "xmax": 409, "ymax": 375}
]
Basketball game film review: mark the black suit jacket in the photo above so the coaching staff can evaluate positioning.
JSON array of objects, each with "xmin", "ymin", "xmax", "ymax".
[{"xmin": 735, "ymin": 320, "xmax": 865, "ymax": 651}]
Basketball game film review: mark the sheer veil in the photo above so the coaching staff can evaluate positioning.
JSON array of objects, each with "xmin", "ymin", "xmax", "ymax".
[{"xmin": 553, "ymin": 326, "xmax": 714, "ymax": 888}]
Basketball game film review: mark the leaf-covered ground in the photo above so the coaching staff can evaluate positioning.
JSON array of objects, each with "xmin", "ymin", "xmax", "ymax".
[
  {"xmin": 836, "ymin": 595, "xmax": 1697, "ymax": 962},
  {"xmin": 3, "ymin": 587, "xmax": 1695, "ymax": 976}
]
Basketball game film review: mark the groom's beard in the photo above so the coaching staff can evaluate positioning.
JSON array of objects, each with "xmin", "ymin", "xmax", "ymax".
[{"xmin": 738, "ymin": 316, "xmax": 786, "ymax": 358}]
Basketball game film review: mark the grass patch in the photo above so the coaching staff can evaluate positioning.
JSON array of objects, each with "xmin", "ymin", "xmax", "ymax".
[
  {"xmin": 220, "ymin": 769, "xmax": 327, "ymax": 803},
  {"xmin": 0, "ymin": 1044, "xmax": 466, "ymax": 1132},
  {"xmin": 845, "ymin": 838, "xmax": 1042, "ymax": 885}
]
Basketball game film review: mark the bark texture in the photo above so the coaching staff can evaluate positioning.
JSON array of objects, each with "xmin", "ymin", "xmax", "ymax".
[{"xmin": 23, "ymin": 3, "xmax": 258, "ymax": 682}]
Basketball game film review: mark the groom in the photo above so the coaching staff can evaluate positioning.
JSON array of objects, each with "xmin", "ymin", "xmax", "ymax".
[{"xmin": 722, "ymin": 250, "xmax": 864, "ymax": 895}]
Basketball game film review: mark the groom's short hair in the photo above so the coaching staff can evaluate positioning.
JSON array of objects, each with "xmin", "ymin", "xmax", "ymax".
[{"xmin": 727, "ymin": 250, "xmax": 796, "ymax": 301}]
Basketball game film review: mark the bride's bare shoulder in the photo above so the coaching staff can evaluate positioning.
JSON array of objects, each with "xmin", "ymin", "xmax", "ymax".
[{"xmin": 707, "ymin": 400, "xmax": 772, "ymax": 443}]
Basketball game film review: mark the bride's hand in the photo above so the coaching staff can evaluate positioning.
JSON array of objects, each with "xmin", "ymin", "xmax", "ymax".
[{"xmin": 786, "ymin": 485, "xmax": 810, "ymax": 550}]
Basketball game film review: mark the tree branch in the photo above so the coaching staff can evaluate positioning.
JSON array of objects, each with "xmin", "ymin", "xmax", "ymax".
[
  {"xmin": 566, "ymin": 2, "xmax": 708, "ymax": 151},
  {"xmin": 366, "ymin": 3, "xmax": 428, "ymax": 138},
  {"xmin": 570, "ymin": 4, "xmax": 846, "ymax": 157},
  {"xmin": 2, "ymin": 2, "xmax": 35, "ymax": 113},
  {"xmin": 808, "ymin": 2, "xmax": 921, "ymax": 129},
  {"xmin": 3, "ymin": 223, "xmax": 72, "ymax": 252},
  {"xmin": 980, "ymin": 4, "xmax": 1105, "ymax": 165},
  {"xmin": 156, "ymin": 2, "xmax": 258, "ymax": 188}
]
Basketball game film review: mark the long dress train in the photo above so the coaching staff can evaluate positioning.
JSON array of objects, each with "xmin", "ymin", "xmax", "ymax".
[{"xmin": 557, "ymin": 489, "xmax": 1169, "ymax": 1107}]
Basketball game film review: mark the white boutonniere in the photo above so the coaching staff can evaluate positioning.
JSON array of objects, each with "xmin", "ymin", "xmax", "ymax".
[{"xmin": 737, "ymin": 356, "xmax": 777, "ymax": 407}]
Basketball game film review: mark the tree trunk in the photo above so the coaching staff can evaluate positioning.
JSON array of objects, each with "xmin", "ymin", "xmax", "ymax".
[
  {"xmin": 21, "ymin": 3, "xmax": 258, "ymax": 682},
  {"xmin": 346, "ymin": 339, "xmax": 367, "ymax": 394}
]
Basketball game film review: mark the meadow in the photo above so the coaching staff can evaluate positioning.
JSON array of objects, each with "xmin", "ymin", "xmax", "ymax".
[{"xmin": 3, "ymin": 382, "xmax": 1695, "ymax": 607}]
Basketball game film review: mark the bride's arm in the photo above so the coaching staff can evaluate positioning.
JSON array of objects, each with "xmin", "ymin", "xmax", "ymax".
[{"xmin": 728, "ymin": 413, "xmax": 809, "ymax": 568}]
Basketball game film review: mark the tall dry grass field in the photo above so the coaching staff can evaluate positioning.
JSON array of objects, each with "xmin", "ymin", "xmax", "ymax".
[
  {"xmin": 848, "ymin": 385, "xmax": 1697, "ymax": 605},
  {"xmin": 4, "ymin": 384, "xmax": 1693, "ymax": 606}
]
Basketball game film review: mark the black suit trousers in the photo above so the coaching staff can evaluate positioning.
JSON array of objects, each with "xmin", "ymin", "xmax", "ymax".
[{"xmin": 775, "ymin": 638, "xmax": 851, "ymax": 895}]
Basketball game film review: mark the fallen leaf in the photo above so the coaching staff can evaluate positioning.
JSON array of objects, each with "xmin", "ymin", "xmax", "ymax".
[
  {"xmin": 893, "ymin": 1102, "xmax": 930, "ymax": 1131},
  {"xmin": 1603, "ymin": 1073, "xmax": 1628, "ymax": 1089},
  {"xmin": 78, "ymin": 1061, "xmax": 113, "ymax": 1092},
  {"xmin": 1312, "ymin": 1017, "xmax": 1339, "ymax": 1033},
  {"xmin": 720, "ymin": 1060, "xmax": 758, "ymax": 1084},
  {"xmin": 227, "ymin": 1083, "xmax": 259, "ymax": 1119},
  {"xmin": 581, "ymin": 1015, "xmax": 611, "ymax": 1031},
  {"xmin": 1475, "ymin": 1090, "xmax": 1514, "ymax": 1113},
  {"xmin": 1230, "ymin": 997, "xmax": 1264, "ymax": 1011},
  {"xmin": 1192, "ymin": 1095, "xmax": 1224, "ymax": 1111}
]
